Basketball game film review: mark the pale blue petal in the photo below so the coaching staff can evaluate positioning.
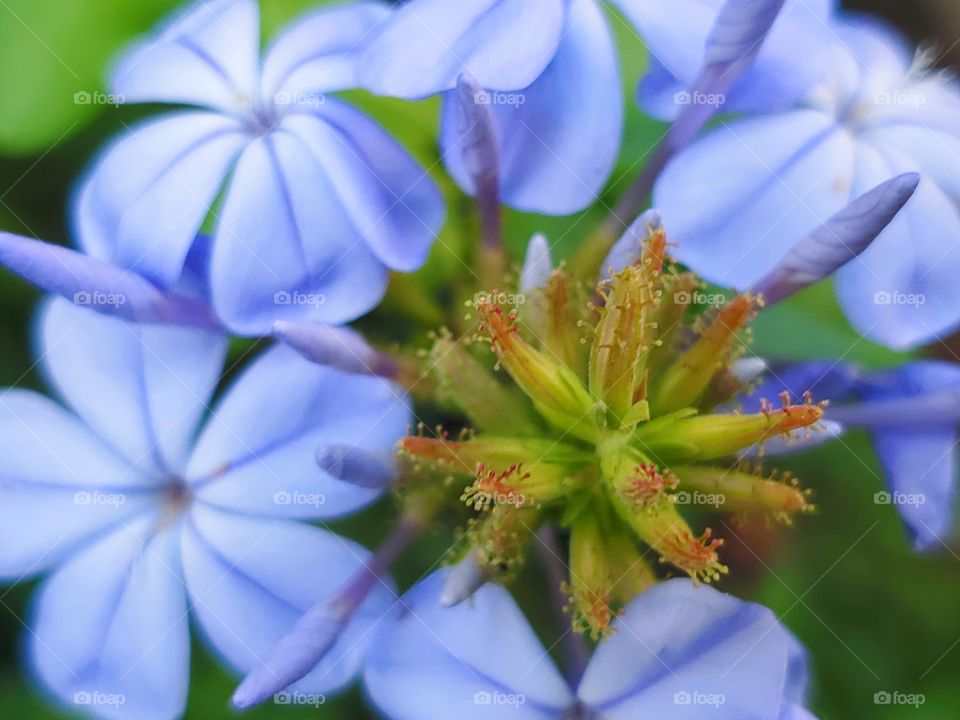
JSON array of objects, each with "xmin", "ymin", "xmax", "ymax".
[
  {"xmin": 577, "ymin": 578, "xmax": 798, "ymax": 719},
  {"xmin": 110, "ymin": 0, "xmax": 260, "ymax": 112},
  {"xmin": 657, "ymin": 109, "xmax": 853, "ymax": 288},
  {"xmin": 188, "ymin": 345, "xmax": 409, "ymax": 519},
  {"xmin": 0, "ymin": 390, "xmax": 159, "ymax": 579},
  {"xmin": 364, "ymin": 571, "xmax": 574, "ymax": 720},
  {"xmin": 360, "ymin": 0, "xmax": 565, "ymax": 99},
  {"xmin": 181, "ymin": 505, "xmax": 394, "ymax": 696},
  {"xmin": 210, "ymin": 131, "xmax": 388, "ymax": 334},
  {"xmin": 520, "ymin": 233, "xmax": 553, "ymax": 293},
  {"xmin": 835, "ymin": 144, "xmax": 960, "ymax": 349},
  {"xmin": 74, "ymin": 111, "xmax": 247, "ymax": 287},
  {"xmin": 284, "ymin": 101, "xmax": 444, "ymax": 271},
  {"xmin": 261, "ymin": 2, "xmax": 391, "ymax": 101},
  {"xmin": 38, "ymin": 298, "xmax": 227, "ymax": 477},
  {"xmin": 29, "ymin": 514, "xmax": 189, "ymax": 720},
  {"xmin": 440, "ymin": 0, "xmax": 621, "ymax": 214}
]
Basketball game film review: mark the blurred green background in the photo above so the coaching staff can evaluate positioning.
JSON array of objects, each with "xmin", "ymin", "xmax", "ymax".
[{"xmin": 0, "ymin": 0, "xmax": 958, "ymax": 718}]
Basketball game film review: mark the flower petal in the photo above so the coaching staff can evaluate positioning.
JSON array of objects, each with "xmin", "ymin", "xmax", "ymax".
[
  {"xmin": 261, "ymin": 2, "xmax": 391, "ymax": 101},
  {"xmin": 188, "ymin": 345, "xmax": 409, "ymax": 519},
  {"xmin": 29, "ymin": 514, "xmax": 189, "ymax": 720},
  {"xmin": 656, "ymin": 109, "xmax": 853, "ymax": 288},
  {"xmin": 0, "ymin": 390, "xmax": 159, "ymax": 579},
  {"xmin": 74, "ymin": 111, "xmax": 247, "ymax": 287},
  {"xmin": 577, "ymin": 578, "xmax": 802, "ymax": 719},
  {"xmin": 440, "ymin": 0, "xmax": 621, "ymax": 214},
  {"xmin": 181, "ymin": 504, "xmax": 394, "ymax": 696},
  {"xmin": 110, "ymin": 0, "xmax": 260, "ymax": 112},
  {"xmin": 835, "ymin": 143, "xmax": 960, "ymax": 348},
  {"xmin": 282, "ymin": 101, "xmax": 444, "ymax": 271},
  {"xmin": 39, "ymin": 298, "xmax": 227, "ymax": 476},
  {"xmin": 364, "ymin": 570, "xmax": 574, "ymax": 719},
  {"xmin": 209, "ymin": 130, "xmax": 389, "ymax": 334},
  {"xmin": 359, "ymin": 0, "xmax": 565, "ymax": 99}
]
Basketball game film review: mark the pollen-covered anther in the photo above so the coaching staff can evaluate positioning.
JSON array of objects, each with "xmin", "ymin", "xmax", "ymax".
[
  {"xmin": 622, "ymin": 463, "xmax": 679, "ymax": 509},
  {"xmin": 659, "ymin": 527, "xmax": 728, "ymax": 583},
  {"xmin": 462, "ymin": 463, "xmax": 530, "ymax": 511},
  {"xmin": 567, "ymin": 585, "xmax": 616, "ymax": 640}
]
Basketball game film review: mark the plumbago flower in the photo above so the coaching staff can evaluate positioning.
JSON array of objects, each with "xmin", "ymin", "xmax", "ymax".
[
  {"xmin": 0, "ymin": 297, "xmax": 409, "ymax": 719},
  {"xmin": 365, "ymin": 572, "xmax": 813, "ymax": 720},
  {"xmin": 358, "ymin": 0, "xmax": 833, "ymax": 215},
  {"xmin": 71, "ymin": 0, "xmax": 443, "ymax": 334},
  {"xmin": 746, "ymin": 361, "xmax": 960, "ymax": 551},
  {"xmin": 654, "ymin": 10, "xmax": 960, "ymax": 349}
]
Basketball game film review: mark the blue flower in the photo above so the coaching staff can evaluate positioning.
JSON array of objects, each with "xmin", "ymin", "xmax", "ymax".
[
  {"xmin": 745, "ymin": 361, "xmax": 960, "ymax": 551},
  {"xmin": 653, "ymin": 11, "xmax": 960, "ymax": 349},
  {"xmin": 360, "ymin": 0, "xmax": 832, "ymax": 217},
  {"xmin": 74, "ymin": 0, "xmax": 444, "ymax": 335},
  {"xmin": 0, "ymin": 297, "xmax": 409, "ymax": 719},
  {"xmin": 365, "ymin": 571, "xmax": 813, "ymax": 719}
]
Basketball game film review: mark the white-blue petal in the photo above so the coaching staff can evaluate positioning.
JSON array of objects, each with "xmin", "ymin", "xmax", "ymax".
[
  {"xmin": 440, "ymin": 0, "xmax": 621, "ymax": 214},
  {"xmin": 110, "ymin": 0, "xmax": 260, "ymax": 113},
  {"xmin": 261, "ymin": 1, "xmax": 391, "ymax": 101},
  {"xmin": 29, "ymin": 514, "xmax": 189, "ymax": 720},
  {"xmin": 364, "ymin": 571, "xmax": 574, "ymax": 719},
  {"xmin": 577, "ymin": 578, "xmax": 800, "ymax": 719},
  {"xmin": 38, "ymin": 298, "xmax": 227, "ymax": 477},
  {"xmin": 0, "ymin": 390, "xmax": 160, "ymax": 579},
  {"xmin": 210, "ymin": 129, "xmax": 389, "ymax": 334},
  {"xmin": 283, "ymin": 101, "xmax": 444, "ymax": 271},
  {"xmin": 74, "ymin": 111, "xmax": 248, "ymax": 287},
  {"xmin": 188, "ymin": 345, "xmax": 409, "ymax": 519},
  {"xmin": 181, "ymin": 504, "xmax": 394, "ymax": 696},
  {"xmin": 360, "ymin": 0, "xmax": 565, "ymax": 99},
  {"xmin": 835, "ymin": 143, "xmax": 960, "ymax": 348},
  {"xmin": 657, "ymin": 109, "xmax": 854, "ymax": 288}
]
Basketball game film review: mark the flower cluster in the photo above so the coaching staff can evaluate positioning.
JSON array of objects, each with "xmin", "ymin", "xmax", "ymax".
[{"xmin": 0, "ymin": 0, "xmax": 955, "ymax": 718}]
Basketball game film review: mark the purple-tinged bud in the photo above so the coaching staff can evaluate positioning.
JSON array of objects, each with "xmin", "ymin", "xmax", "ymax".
[
  {"xmin": 754, "ymin": 173, "xmax": 921, "ymax": 306},
  {"xmin": 272, "ymin": 321, "xmax": 400, "ymax": 378},
  {"xmin": 0, "ymin": 232, "xmax": 218, "ymax": 329},
  {"xmin": 600, "ymin": 209, "xmax": 663, "ymax": 280},
  {"xmin": 520, "ymin": 233, "xmax": 553, "ymax": 292},
  {"xmin": 439, "ymin": 551, "xmax": 488, "ymax": 607},
  {"xmin": 316, "ymin": 444, "xmax": 395, "ymax": 490},
  {"xmin": 456, "ymin": 73, "xmax": 502, "ymax": 254},
  {"xmin": 705, "ymin": 0, "xmax": 787, "ymax": 70}
]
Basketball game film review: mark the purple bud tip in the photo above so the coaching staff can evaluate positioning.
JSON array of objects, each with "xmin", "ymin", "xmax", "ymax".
[
  {"xmin": 520, "ymin": 233, "xmax": 554, "ymax": 292},
  {"xmin": 601, "ymin": 208, "xmax": 663, "ymax": 280},
  {"xmin": 706, "ymin": 0, "xmax": 788, "ymax": 68},
  {"xmin": 316, "ymin": 444, "xmax": 396, "ymax": 490},
  {"xmin": 754, "ymin": 172, "xmax": 920, "ymax": 305},
  {"xmin": 232, "ymin": 605, "xmax": 345, "ymax": 710},
  {"xmin": 439, "ymin": 552, "xmax": 488, "ymax": 607},
  {"xmin": 272, "ymin": 321, "xmax": 398, "ymax": 377},
  {"xmin": 455, "ymin": 72, "xmax": 500, "ymax": 188}
]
